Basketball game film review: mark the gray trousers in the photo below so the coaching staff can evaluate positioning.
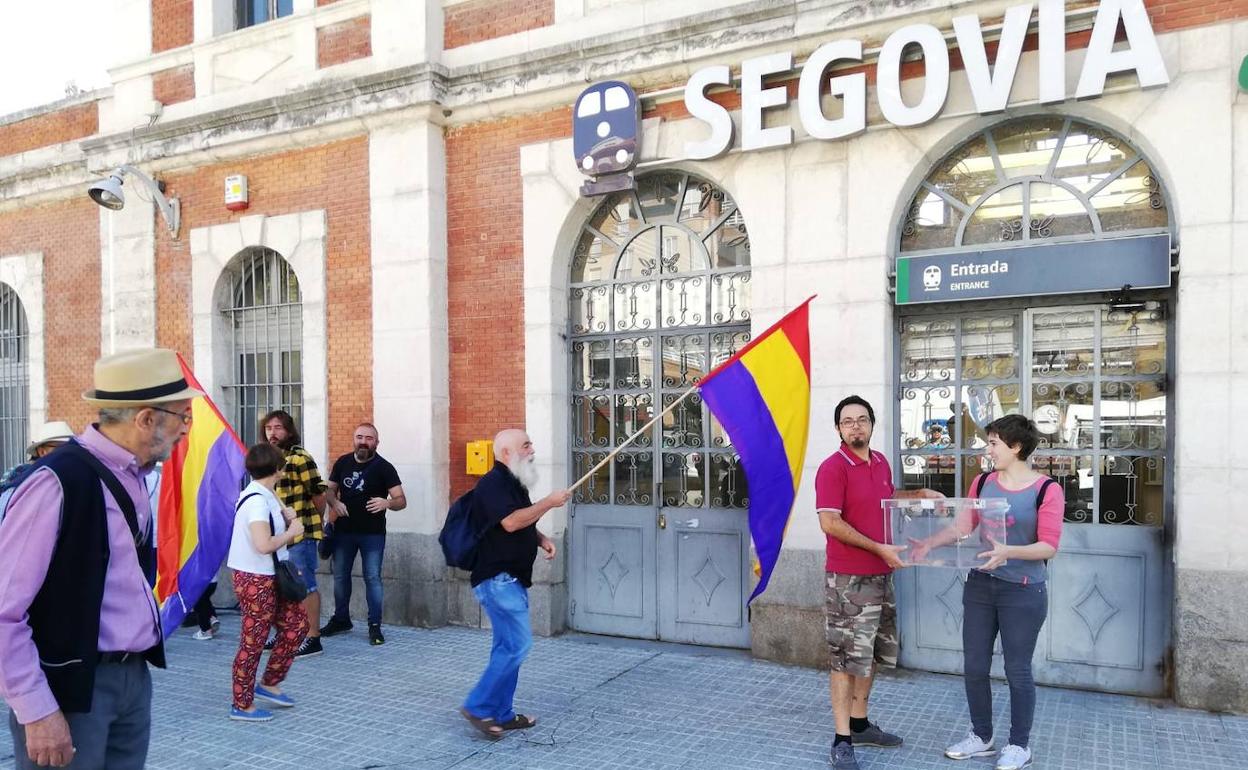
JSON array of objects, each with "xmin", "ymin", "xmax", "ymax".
[{"xmin": 9, "ymin": 658, "xmax": 151, "ymax": 770}]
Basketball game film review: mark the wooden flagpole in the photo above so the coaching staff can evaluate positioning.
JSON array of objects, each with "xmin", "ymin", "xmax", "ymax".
[{"xmin": 568, "ymin": 383, "xmax": 700, "ymax": 494}]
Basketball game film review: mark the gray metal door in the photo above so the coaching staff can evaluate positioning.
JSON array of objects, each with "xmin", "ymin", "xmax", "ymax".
[
  {"xmin": 566, "ymin": 172, "xmax": 752, "ymax": 647},
  {"xmin": 894, "ymin": 302, "xmax": 1171, "ymax": 696}
]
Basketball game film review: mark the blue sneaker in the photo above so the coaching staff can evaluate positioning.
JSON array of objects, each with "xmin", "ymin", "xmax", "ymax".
[
  {"xmin": 254, "ymin": 686, "xmax": 295, "ymax": 708},
  {"xmin": 229, "ymin": 706, "xmax": 274, "ymax": 722}
]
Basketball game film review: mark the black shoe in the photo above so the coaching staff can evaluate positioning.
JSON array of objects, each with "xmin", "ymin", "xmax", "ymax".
[
  {"xmin": 294, "ymin": 636, "xmax": 323, "ymax": 659},
  {"xmin": 851, "ymin": 722, "xmax": 903, "ymax": 748},
  {"xmin": 263, "ymin": 637, "xmax": 276, "ymax": 651},
  {"xmin": 319, "ymin": 617, "xmax": 353, "ymax": 637},
  {"xmin": 369, "ymin": 624, "xmax": 384, "ymax": 646}
]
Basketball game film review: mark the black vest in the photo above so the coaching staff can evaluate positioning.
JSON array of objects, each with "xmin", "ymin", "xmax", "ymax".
[{"xmin": 25, "ymin": 445, "xmax": 165, "ymax": 714}]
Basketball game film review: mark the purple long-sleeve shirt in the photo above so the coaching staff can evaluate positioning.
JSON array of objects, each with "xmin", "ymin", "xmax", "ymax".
[{"xmin": 0, "ymin": 426, "xmax": 161, "ymax": 724}]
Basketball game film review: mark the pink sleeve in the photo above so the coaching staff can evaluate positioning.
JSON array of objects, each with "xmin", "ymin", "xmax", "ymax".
[
  {"xmin": 1036, "ymin": 480, "xmax": 1065, "ymax": 549},
  {"xmin": 966, "ymin": 473, "xmax": 984, "ymax": 529},
  {"xmin": 815, "ymin": 458, "xmax": 846, "ymax": 513},
  {"xmin": 0, "ymin": 468, "xmax": 66, "ymax": 724}
]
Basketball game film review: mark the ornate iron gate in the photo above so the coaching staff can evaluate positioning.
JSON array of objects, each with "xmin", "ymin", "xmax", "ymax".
[{"xmin": 567, "ymin": 171, "xmax": 754, "ymax": 646}]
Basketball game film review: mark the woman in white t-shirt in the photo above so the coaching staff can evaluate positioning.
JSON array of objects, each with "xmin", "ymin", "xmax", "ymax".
[{"xmin": 226, "ymin": 443, "xmax": 308, "ymax": 722}]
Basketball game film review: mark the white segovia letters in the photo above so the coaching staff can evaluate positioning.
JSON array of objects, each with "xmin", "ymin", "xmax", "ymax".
[{"xmin": 684, "ymin": 0, "xmax": 1168, "ymax": 159}]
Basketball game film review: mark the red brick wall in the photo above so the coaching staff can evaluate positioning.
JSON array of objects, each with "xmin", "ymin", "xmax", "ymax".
[
  {"xmin": 445, "ymin": 108, "xmax": 569, "ymax": 497},
  {"xmin": 152, "ymin": 65, "xmax": 195, "ymax": 106},
  {"xmin": 151, "ymin": 0, "xmax": 193, "ymax": 53},
  {"xmin": 154, "ymin": 137, "xmax": 372, "ymax": 460},
  {"xmin": 0, "ymin": 103, "xmax": 98, "ymax": 159},
  {"xmin": 0, "ymin": 199, "xmax": 101, "ymax": 432},
  {"xmin": 317, "ymin": 0, "xmax": 342, "ymax": 5},
  {"xmin": 444, "ymin": 0, "xmax": 553, "ymax": 50},
  {"xmin": 317, "ymin": 16, "xmax": 372, "ymax": 69}
]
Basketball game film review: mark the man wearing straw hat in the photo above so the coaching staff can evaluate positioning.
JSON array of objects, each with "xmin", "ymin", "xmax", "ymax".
[
  {"xmin": 0, "ymin": 348, "xmax": 200, "ymax": 769},
  {"xmin": 459, "ymin": 429, "xmax": 569, "ymax": 738},
  {"xmin": 0, "ymin": 421, "xmax": 75, "ymax": 492}
]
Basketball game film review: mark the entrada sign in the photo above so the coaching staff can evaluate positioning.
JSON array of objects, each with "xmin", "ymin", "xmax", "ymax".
[
  {"xmin": 894, "ymin": 234, "xmax": 1172, "ymax": 305},
  {"xmin": 683, "ymin": 0, "xmax": 1169, "ymax": 159}
]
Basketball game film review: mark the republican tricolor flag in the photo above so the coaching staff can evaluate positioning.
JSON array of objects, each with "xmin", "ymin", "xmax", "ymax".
[
  {"xmin": 699, "ymin": 297, "xmax": 813, "ymax": 603},
  {"xmin": 154, "ymin": 354, "xmax": 247, "ymax": 637}
]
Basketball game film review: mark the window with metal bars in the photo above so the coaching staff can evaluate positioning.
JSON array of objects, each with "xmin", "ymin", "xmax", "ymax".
[
  {"xmin": 221, "ymin": 248, "xmax": 302, "ymax": 447},
  {"xmin": 0, "ymin": 284, "xmax": 28, "ymax": 474}
]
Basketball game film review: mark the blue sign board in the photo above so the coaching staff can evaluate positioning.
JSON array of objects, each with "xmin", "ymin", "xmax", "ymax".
[
  {"xmin": 895, "ymin": 233, "xmax": 1171, "ymax": 305},
  {"xmin": 573, "ymin": 81, "xmax": 640, "ymax": 197}
]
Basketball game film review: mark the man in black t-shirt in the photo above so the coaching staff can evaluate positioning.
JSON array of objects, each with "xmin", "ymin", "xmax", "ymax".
[
  {"xmin": 458, "ymin": 429, "xmax": 569, "ymax": 738},
  {"xmin": 320, "ymin": 423, "xmax": 405, "ymax": 646}
]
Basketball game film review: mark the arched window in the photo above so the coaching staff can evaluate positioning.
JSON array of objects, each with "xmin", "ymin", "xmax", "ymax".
[
  {"xmin": 900, "ymin": 116, "xmax": 1169, "ymax": 254},
  {"xmin": 0, "ymin": 284, "xmax": 27, "ymax": 470},
  {"xmin": 568, "ymin": 171, "xmax": 751, "ymax": 509},
  {"xmin": 221, "ymin": 247, "xmax": 302, "ymax": 446}
]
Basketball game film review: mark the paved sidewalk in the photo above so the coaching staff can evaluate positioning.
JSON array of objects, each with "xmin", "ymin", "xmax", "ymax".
[{"xmin": 2, "ymin": 616, "xmax": 1244, "ymax": 769}]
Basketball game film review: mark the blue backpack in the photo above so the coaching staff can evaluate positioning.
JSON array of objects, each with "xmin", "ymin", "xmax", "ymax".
[{"xmin": 438, "ymin": 489, "xmax": 480, "ymax": 570}]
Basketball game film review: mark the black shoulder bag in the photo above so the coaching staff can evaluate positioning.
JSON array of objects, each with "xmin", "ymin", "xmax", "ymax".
[{"xmin": 239, "ymin": 492, "xmax": 308, "ymax": 602}]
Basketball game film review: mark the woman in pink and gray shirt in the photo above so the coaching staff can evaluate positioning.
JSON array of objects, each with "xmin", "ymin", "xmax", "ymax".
[{"xmin": 942, "ymin": 414, "xmax": 1065, "ymax": 770}]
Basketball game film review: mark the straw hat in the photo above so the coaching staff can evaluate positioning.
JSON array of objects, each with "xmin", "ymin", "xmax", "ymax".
[
  {"xmin": 26, "ymin": 421, "xmax": 74, "ymax": 455},
  {"xmin": 82, "ymin": 348, "xmax": 205, "ymax": 407}
]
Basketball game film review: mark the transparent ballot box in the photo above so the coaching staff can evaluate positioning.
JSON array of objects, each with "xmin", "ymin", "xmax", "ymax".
[{"xmin": 881, "ymin": 498, "xmax": 1010, "ymax": 568}]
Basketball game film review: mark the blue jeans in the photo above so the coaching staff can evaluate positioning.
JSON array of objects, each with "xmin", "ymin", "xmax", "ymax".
[
  {"xmin": 331, "ymin": 532, "xmax": 385, "ymax": 625},
  {"xmin": 462, "ymin": 573, "xmax": 532, "ymax": 724},
  {"xmin": 287, "ymin": 539, "xmax": 319, "ymax": 593},
  {"xmin": 962, "ymin": 569, "xmax": 1048, "ymax": 748}
]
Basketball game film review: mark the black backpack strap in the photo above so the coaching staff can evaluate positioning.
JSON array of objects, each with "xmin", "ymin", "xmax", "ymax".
[
  {"xmin": 61, "ymin": 440, "xmax": 143, "ymax": 547},
  {"xmin": 236, "ymin": 492, "xmax": 262, "ymax": 512},
  {"xmin": 973, "ymin": 471, "xmax": 990, "ymax": 498},
  {"xmin": 1035, "ymin": 478, "xmax": 1057, "ymax": 512}
]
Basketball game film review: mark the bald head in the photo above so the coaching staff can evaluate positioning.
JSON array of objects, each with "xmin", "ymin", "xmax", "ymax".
[
  {"xmin": 493, "ymin": 429, "xmax": 530, "ymax": 462},
  {"xmin": 494, "ymin": 429, "xmax": 538, "ymax": 489}
]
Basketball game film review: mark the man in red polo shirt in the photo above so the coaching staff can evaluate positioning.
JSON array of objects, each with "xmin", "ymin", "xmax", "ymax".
[{"xmin": 817, "ymin": 395, "xmax": 943, "ymax": 770}]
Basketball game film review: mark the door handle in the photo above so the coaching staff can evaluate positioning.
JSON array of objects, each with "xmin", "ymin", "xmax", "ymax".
[{"xmin": 657, "ymin": 512, "xmax": 667, "ymax": 530}]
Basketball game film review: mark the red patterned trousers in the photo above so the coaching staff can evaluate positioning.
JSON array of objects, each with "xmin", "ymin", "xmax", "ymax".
[{"xmin": 232, "ymin": 570, "xmax": 307, "ymax": 709}]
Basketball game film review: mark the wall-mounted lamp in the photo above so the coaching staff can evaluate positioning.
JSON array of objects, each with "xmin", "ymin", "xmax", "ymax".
[{"xmin": 88, "ymin": 164, "xmax": 180, "ymax": 239}]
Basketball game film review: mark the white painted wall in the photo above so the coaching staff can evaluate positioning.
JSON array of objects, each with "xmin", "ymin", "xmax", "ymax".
[{"xmin": 369, "ymin": 117, "xmax": 449, "ymax": 534}]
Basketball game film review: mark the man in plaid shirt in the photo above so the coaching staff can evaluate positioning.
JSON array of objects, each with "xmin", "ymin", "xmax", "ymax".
[{"xmin": 262, "ymin": 410, "xmax": 328, "ymax": 658}]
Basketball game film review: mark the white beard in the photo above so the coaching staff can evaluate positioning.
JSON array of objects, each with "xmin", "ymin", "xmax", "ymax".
[{"xmin": 508, "ymin": 456, "xmax": 539, "ymax": 490}]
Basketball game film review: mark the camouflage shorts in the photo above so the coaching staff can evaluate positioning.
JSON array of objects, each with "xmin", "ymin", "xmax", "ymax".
[{"xmin": 824, "ymin": 572, "xmax": 898, "ymax": 677}]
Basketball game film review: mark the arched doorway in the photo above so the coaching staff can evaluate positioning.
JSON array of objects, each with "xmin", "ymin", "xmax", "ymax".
[
  {"xmin": 892, "ymin": 116, "xmax": 1173, "ymax": 695},
  {"xmin": 566, "ymin": 171, "xmax": 753, "ymax": 646},
  {"xmin": 0, "ymin": 283, "xmax": 28, "ymax": 471},
  {"xmin": 217, "ymin": 247, "xmax": 304, "ymax": 446}
]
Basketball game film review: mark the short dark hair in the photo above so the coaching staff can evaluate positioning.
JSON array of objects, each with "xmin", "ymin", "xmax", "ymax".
[
  {"xmin": 259, "ymin": 409, "xmax": 300, "ymax": 448},
  {"xmin": 834, "ymin": 395, "xmax": 876, "ymax": 426},
  {"xmin": 985, "ymin": 414, "xmax": 1040, "ymax": 461},
  {"xmin": 245, "ymin": 443, "xmax": 287, "ymax": 480}
]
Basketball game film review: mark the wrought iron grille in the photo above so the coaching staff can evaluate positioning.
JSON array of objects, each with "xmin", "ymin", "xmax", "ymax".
[
  {"xmin": 0, "ymin": 284, "xmax": 28, "ymax": 472},
  {"xmin": 900, "ymin": 116, "xmax": 1171, "ymax": 254},
  {"xmin": 569, "ymin": 172, "xmax": 751, "ymax": 509},
  {"xmin": 222, "ymin": 248, "xmax": 303, "ymax": 446},
  {"xmin": 898, "ymin": 304, "xmax": 1167, "ymax": 526}
]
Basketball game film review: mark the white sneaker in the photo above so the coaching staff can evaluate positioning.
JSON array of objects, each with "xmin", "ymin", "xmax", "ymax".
[
  {"xmin": 945, "ymin": 730, "xmax": 996, "ymax": 760},
  {"xmin": 192, "ymin": 628, "xmax": 215, "ymax": 641},
  {"xmin": 996, "ymin": 744, "xmax": 1032, "ymax": 770}
]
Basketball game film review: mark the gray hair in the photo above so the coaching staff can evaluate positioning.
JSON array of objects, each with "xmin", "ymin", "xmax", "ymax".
[{"xmin": 97, "ymin": 406, "xmax": 144, "ymax": 426}]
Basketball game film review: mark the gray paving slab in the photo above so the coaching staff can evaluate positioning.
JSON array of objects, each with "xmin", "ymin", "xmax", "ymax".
[{"xmin": 0, "ymin": 615, "xmax": 1243, "ymax": 769}]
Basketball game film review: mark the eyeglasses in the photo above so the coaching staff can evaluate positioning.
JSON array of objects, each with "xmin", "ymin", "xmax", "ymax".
[
  {"xmin": 838, "ymin": 417, "xmax": 872, "ymax": 429},
  {"xmin": 149, "ymin": 406, "xmax": 193, "ymax": 426}
]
